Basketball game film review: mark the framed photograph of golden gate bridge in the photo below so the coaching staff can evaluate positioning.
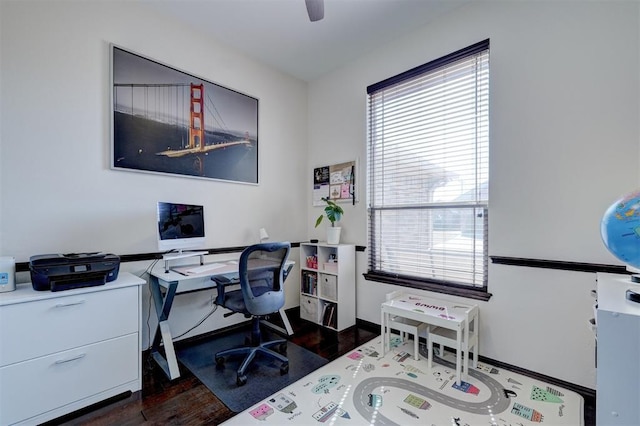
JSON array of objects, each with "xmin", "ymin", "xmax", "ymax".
[{"xmin": 110, "ymin": 44, "xmax": 259, "ymax": 184}]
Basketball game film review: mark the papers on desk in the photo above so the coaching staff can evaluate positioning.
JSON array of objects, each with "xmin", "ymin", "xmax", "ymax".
[
  {"xmin": 170, "ymin": 258, "xmax": 293, "ymax": 277},
  {"xmin": 173, "ymin": 262, "xmax": 229, "ymax": 276}
]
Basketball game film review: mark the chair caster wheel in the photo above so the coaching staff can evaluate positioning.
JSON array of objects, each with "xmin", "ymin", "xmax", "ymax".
[
  {"xmin": 237, "ymin": 374, "xmax": 247, "ymax": 386},
  {"xmin": 215, "ymin": 356, "xmax": 225, "ymax": 368},
  {"xmin": 280, "ymin": 362, "xmax": 289, "ymax": 375}
]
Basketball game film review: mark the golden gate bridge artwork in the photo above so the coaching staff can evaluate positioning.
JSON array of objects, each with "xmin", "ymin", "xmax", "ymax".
[{"xmin": 111, "ymin": 46, "xmax": 258, "ymax": 183}]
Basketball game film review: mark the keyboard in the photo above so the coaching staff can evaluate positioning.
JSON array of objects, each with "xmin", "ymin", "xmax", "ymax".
[{"xmin": 185, "ymin": 263, "xmax": 226, "ymax": 274}]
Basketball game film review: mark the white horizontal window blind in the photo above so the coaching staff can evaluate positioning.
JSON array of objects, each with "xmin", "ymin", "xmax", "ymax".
[{"xmin": 367, "ymin": 40, "xmax": 489, "ymax": 289}]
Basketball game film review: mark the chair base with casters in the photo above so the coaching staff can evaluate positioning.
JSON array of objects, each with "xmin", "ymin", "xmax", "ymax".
[
  {"xmin": 212, "ymin": 242, "xmax": 292, "ymax": 387},
  {"xmin": 215, "ymin": 316, "xmax": 289, "ymax": 386}
]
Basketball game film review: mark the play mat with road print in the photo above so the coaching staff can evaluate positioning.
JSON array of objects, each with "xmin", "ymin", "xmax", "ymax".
[{"xmin": 222, "ymin": 335, "xmax": 583, "ymax": 426}]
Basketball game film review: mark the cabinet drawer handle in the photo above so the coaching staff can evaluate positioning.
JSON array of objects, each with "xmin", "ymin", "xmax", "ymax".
[
  {"xmin": 54, "ymin": 353, "xmax": 86, "ymax": 364},
  {"xmin": 54, "ymin": 300, "xmax": 86, "ymax": 308}
]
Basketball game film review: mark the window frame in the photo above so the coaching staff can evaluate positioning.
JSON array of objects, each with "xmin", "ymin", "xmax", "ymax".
[{"xmin": 365, "ymin": 39, "xmax": 491, "ymax": 301}]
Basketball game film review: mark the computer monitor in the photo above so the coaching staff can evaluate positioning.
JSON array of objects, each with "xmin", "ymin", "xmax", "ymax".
[{"xmin": 157, "ymin": 202, "xmax": 206, "ymax": 252}]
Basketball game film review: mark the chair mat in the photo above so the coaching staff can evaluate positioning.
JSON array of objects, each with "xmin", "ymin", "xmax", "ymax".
[{"xmin": 176, "ymin": 329, "xmax": 328, "ymax": 413}]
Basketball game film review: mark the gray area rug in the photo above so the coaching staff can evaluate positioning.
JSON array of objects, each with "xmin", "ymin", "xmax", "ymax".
[{"xmin": 177, "ymin": 329, "xmax": 328, "ymax": 413}]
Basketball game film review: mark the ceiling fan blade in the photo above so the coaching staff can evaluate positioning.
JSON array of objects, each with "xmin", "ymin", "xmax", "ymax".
[{"xmin": 305, "ymin": 0, "xmax": 324, "ymax": 22}]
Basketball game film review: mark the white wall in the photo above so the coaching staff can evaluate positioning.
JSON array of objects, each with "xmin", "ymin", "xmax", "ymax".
[
  {"xmin": 2, "ymin": 0, "xmax": 639, "ymax": 391},
  {"xmin": 0, "ymin": 1, "xmax": 308, "ymax": 347},
  {"xmin": 308, "ymin": 1, "xmax": 639, "ymax": 389}
]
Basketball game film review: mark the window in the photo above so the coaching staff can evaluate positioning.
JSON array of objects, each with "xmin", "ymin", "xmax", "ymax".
[{"xmin": 366, "ymin": 40, "xmax": 489, "ymax": 298}]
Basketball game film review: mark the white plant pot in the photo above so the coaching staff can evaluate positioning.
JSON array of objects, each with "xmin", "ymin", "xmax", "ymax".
[{"xmin": 327, "ymin": 226, "xmax": 341, "ymax": 245}]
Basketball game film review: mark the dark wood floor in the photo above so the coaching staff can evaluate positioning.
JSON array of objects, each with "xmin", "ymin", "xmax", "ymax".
[{"xmin": 46, "ymin": 314, "xmax": 595, "ymax": 425}]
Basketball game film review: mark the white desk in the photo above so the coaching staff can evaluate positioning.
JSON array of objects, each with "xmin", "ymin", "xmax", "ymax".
[
  {"xmin": 381, "ymin": 292, "xmax": 477, "ymax": 384},
  {"xmin": 149, "ymin": 259, "xmax": 294, "ymax": 380}
]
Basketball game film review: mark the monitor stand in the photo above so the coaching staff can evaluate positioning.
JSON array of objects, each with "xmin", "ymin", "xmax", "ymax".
[{"xmin": 163, "ymin": 251, "xmax": 208, "ymax": 273}]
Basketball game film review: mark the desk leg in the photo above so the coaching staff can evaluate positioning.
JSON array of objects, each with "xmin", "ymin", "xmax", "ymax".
[
  {"xmin": 260, "ymin": 265, "xmax": 294, "ymax": 336},
  {"xmin": 279, "ymin": 308, "xmax": 293, "ymax": 335},
  {"xmin": 472, "ymin": 317, "xmax": 479, "ymax": 369},
  {"xmin": 463, "ymin": 322, "xmax": 470, "ymax": 381},
  {"xmin": 380, "ymin": 309, "xmax": 386, "ymax": 357},
  {"xmin": 455, "ymin": 331, "xmax": 462, "ymax": 385},
  {"xmin": 260, "ymin": 308, "xmax": 294, "ymax": 336},
  {"xmin": 149, "ymin": 275, "xmax": 181, "ymax": 380}
]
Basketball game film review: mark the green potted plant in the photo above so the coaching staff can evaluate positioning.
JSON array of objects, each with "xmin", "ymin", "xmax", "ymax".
[{"xmin": 315, "ymin": 197, "xmax": 344, "ymax": 244}]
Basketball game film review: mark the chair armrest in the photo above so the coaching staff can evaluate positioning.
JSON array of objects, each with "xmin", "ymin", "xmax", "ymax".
[
  {"xmin": 283, "ymin": 264, "xmax": 293, "ymax": 281},
  {"xmin": 212, "ymin": 275, "xmax": 238, "ymax": 305}
]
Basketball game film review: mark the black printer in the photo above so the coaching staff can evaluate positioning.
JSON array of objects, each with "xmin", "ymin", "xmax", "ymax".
[{"xmin": 29, "ymin": 252, "xmax": 120, "ymax": 292}]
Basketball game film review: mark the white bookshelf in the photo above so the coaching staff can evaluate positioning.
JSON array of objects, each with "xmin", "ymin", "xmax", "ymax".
[{"xmin": 299, "ymin": 242, "xmax": 355, "ymax": 331}]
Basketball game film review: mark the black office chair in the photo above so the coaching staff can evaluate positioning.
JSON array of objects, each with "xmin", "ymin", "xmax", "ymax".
[{"xmin": 213, "ymin": 242, "xmax": 291, "ymax": 386}]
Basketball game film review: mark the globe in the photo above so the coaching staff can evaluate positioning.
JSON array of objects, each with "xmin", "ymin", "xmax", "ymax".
[{"xmin": 601, "ymin": 189, "xmax": 640, "ymax": 269}]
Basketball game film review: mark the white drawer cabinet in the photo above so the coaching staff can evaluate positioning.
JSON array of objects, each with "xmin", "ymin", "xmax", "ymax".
[
  {"xmin": 0, "ymin": 272, "xmax": 145, "ymax": 425},
  {"xmin": 596, "ymin": 272, "xmax": 640, "ymax": 426},
  {"xmin": 0, "ymin": 286, "xmax": 138, "ymax": 366}
]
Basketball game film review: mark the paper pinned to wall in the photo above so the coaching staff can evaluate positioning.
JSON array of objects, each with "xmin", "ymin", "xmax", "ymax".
[{"xmin": 313, "ymin": 160, "xmax": 356, "ymax": 206}]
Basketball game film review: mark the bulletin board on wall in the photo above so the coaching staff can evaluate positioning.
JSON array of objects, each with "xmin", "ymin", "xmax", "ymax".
[{"xmin": 313, "ymin": 160, "xmax": 357, "ymax": 206}]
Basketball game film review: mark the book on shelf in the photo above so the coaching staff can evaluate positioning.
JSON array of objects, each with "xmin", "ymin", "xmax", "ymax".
[
  {"xmin": 321, "ymin": 303, "xmax": 337, "ymax": 328},
  {"xmin": 328, "ymin": 304, "xmax": 336, "ymax": 329},
  {"xmin": 302, "ymin": 270, "xmax": 317, "ymax": 295},
  {"xmin": 321, "ymin": 304, "xmax": 329, "ymax": 326}
]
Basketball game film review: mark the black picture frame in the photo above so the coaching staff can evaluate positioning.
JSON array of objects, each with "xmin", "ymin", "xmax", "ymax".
[{"xmin": 110, "ymin": 45, "xmax": 258, "ymax": 184}]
